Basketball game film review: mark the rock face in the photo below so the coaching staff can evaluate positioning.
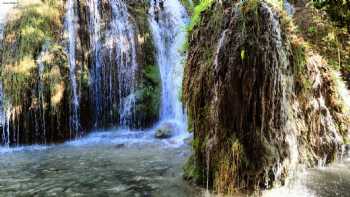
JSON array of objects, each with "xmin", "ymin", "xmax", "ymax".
[
  {"xmin": 183, "ymin": 0, "xmax": 349, "ymax": 193},
  {"xmin": 0, "ymin": 0, "xmax": 161, "ymax": 145},
  {"xmin": 0, "ymin": 1, "xmax": 70, "ymax": 144}
]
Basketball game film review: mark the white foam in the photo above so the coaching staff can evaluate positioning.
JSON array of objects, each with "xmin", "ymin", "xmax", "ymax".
[{"xmin": 0, "ymin": 144, "xmax": 48, "ymax": 154}]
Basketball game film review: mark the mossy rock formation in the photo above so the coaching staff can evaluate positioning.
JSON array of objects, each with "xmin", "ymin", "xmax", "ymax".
[
  {"xmin": 0, "ymin": 0, "xmax": 70, "ymax": 144},
  {"xmin": 183, "ymin": 0, "xmax": 349, "ymax": 193},
  {"xmin": 0, "ymin": 0, "xmax": 161, "ymax": 145}
]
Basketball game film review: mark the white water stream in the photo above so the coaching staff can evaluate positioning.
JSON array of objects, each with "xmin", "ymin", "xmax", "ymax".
[
  {"xmin": 0, "ymin": 0, "xmax": 17, "ymax": 146},
  {"xmin": 149, "ymin": 0, "xmax": 190, "ymax": 141},
  {"xmin": 65, "ymin": 0, "xmax": 81, "ymax": 138}
]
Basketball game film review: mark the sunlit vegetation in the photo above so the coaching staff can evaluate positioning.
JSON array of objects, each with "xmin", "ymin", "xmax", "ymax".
[
  {"xmin": 0, "ymin": 0, "xmax": 66, "ymax": 108},
  {"xmin": 180, "ymin": 0, "xmax": 195, "ymax": 14},
  {"xmin": 187, "ymin": 0, "xmax": 214, "ymax": 32},
  {"xmin": 313, "ymin": 0, "xmax": 350, "ymax": 32},
  {"xmin": 292, "ymin": 1, "xmax": 350, "ymax": 72},
  {"xmin": 135, "ymin": 64, "xmax": 161, "ymax": 123}
]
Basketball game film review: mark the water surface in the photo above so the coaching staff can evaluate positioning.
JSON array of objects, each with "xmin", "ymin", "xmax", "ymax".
[
  {"xmin": 1, "ymin": 130, "xmax": 350, "ymax": 197},
  {"xmin": 0, "ymin": 130, "xmax": 199, "ymax": 197}
]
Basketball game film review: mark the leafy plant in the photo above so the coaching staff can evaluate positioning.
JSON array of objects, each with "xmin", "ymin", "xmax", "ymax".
[
  {"xmin": 187, "ymin": 0, "xmax": 215, "ymax": 33},
  {"xmin": 313, "ymin": 0, "xmax": 350, "ymax": 32},
  {"xmin": 308, "ymin": 26, "xmax": 317, "ymax": 34}
]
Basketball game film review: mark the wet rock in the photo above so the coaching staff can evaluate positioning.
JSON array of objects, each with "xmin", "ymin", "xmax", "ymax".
[
  {"xmin": 183, "ymin": 0, "xmax": 349, "ymax": 193},
  {"xmin": 184, "ymin": 135, "xmax": 193, "ymax": 145},
  {"xmin": 344, "ymin": 144, "xmax": 350, "ymax": 156},
  {"xmin": 114, "ymin": 144, "xmax": 125, "ymax": 149},
  {"xmin": 155, "ymin": 122, "xmax": 176, "ymax": 139},
  {"xmin": 184, "ymin": 1, "xmax": 293, "ymax": 190}
]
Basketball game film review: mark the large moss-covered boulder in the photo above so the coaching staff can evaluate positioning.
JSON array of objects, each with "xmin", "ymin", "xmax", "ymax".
[{"xmin": 183, "ymin": 0, "xmax": 349, "ymax": 193}]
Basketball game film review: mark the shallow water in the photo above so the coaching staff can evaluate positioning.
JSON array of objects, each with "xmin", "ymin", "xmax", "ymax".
[
  {"xmin": 303, "ymin": 159, "xmax": 350, "ymax": 197},
  {"xmin": 264, "ymin": 158, "xmax": 350, "ymax": 197},
  {"xmin": 0, "ymin": 130, "xmax": 350, "ymax": 197},
  {"xmin": 0, "ymin": 130, "xmax": 200, "ymax": 197}
]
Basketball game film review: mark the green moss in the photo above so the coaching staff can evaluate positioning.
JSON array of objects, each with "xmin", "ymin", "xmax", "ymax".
[
  {"xmin": 183, "ymin": 155, "xmax": 203, "ymax": 183},
  {"xmin": 125, "ymin": 1, "xmax": 161, "ymax": 127},
  {"xmin": 143, "ymin": 64, "xmax": 160, "ymax": 85},
  {"xmin": 239, "ymin": 0, "xmax": 262, "ymax": 38},
  {"xmin": 180, "ymin": 0, "xmax": 195, "ymax": 14},
  {"xmin": 344, "ymin": 135, "xmax": 350, "ymax": 145},
  {"xmin": 214, "ymin": 137, "xmax": 247, "ymax": 194},
  {"xmin": 291, "ymin": 41, "xmax": 313, "ymax": 96},
  {"xmin": 187, "ymin": 111, "xmax": 194, "ymax": 132},
  {"xmin": 292, "ymin": 42, "xmax": 307, "ymax": 74},
  {"xmin": 5, "ymin": 1, "xmax": 62, "ymax": 59},
  {"xmin": 183, "ymin": 0, "xmax": 227, "ymax": 187},
  {"xmin": 182, "ymin": 0, "xmax": 217, "ymax": 53},
  {"xmin": 241, "ymin": 0, "xmax": 259, "ymax": 13},
  {"xmin": 187, "ymin": 0, "xmax": 215, "ymax": 33},
  {"xmin": 192, "ymin": 137, "xmax": 200, "ymax": 150},
  {"xmin": 135, "ymin": 64, "xmax": 161, "ymax": 124},
  {"xmin": 0, "ymin": 0, "xmax": 65, "ymax": 108}
]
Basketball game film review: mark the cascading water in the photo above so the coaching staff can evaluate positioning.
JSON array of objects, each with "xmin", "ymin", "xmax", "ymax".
[
  {"xmin": 0, "ymin": 83, "xmax": 5, "ymax": 145},
  {"xmin": 284, "ymin": 0, "xmax": 295, "ymax": 16},
  {"xmin": 88, "ymin": 0, "xmax": 103, "ymax": 127},
  {"xmin": 0, "ymin": 83, "xmax": 10, "ymax": 146},
  {"xmin": 36, "ymin": 43, "xmax": 49, "ymax": 144},
  {"xmin": 0, "ymin": 0, "xmax": 16, "ymax": 146},
  {"xmin": 109, "ymin": 0, "xmax": 138, "ymax": 128},
  {"xmin": 0, "ymin": 62, "xmax": 9, "ymax": 146},
  {"xmin": 149, "ymin": 0, "xmax": 189, "ymax": 130},
  {"xmin": 88, "ymin": 0, "xmax": 138, "ymax": 129},
  {"xmin": 65, "ymin": 0, "xmax": 81, "ymax": 138}
]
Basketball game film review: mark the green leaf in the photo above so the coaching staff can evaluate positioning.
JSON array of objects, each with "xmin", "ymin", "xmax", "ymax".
[{"xmin": 241, "ymin": 49, "xmax": 245, "ymax": 61}]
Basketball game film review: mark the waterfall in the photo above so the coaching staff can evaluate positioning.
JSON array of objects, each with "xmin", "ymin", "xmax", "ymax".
[
  {"xmin": 109, "ymin": 0, "xmax": 138, "ymax": 128},
  {"xmin": 88, "ymin": 0, "xmax": 138, "ymax": 129},
  {"xmin": 36, "ymin": 43, "xmax": 49, "ymax": 144},
  {"xmin": 284, "ymin": 0, "xmax": 295, "ymax": 16},
  {"xmin": 0, "ymin": 0, "xmax": 16, "ymax": 146},
  {"xmin": 149, "ymin": 0, "xmax": 189, "ymax": 127},
  {"xmin": 88, "ymin": 0, "xmax": 102, "ymax": 127},
  {"xmin": 0, "ymin": 52, "xmax": 9, "ymax": 146},
  {"xmin": 65, "ymin": 0, "xmax": 81, "ymax": 138},
  {"xmin": 0, "ymin": 84, "xmax": 10, "ymax": 146},
  {"xmin": 0, "ymin": 83, "xmax": 5, "ymax": 145}
]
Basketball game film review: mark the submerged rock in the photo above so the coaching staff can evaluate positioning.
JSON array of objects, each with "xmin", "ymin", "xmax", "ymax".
[
  {"xmin": 114, "ymin": 144, "xmax": 125, "ymax": 149},
  {"xmin": 155, "ymin": 122, "xmax": 176, "ymax": 139}
]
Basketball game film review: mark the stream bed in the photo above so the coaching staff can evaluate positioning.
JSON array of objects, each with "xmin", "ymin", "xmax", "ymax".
[
  {"xmin": 264, "ymin": 157, "xmax": 350, "ymax": 197},
  {"xmin": 0, "ymin": 130, "xmax": 200, "ymax": 197},
  {"xmin": 0, "ymin": 130, "xmax": 350, "ymax": 197}
]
